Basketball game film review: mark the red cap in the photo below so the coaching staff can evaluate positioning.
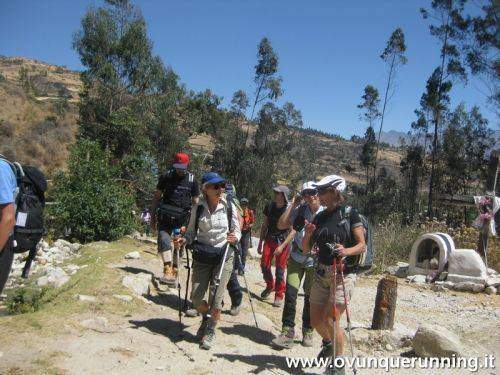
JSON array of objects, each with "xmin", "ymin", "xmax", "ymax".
[{"xmin": 173, "ymin": 152, "xmax": 189, "ymax": 169}]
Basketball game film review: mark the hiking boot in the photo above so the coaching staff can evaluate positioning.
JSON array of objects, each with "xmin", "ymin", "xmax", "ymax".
[
  {"xmin": 196, "ymin": 316, "xmax": 209, "ymax": 339},
  {"xmin": 324, "ymin": 358, "xmax": 345, "ymax": 375},
  {"xmin": 200, "ymin": 328, "xmax": 215, "ymax": 350},
  {"xmin": 272, "ymin": 297, "xmax": 284, "ymax": 307},
  {"xmin": 237, "ymin": 269, "xmax": 245, "ymax": 276},
  {"xmin": 185, "ymin": 308, "xmax": 199, "ymax": 317},
  {"xmin": 161, "ymin": 264, "xmax": 176, "ymax": 285},
  {"xmin": 272, "ymin": 327, "xmax": 295, "ymax": 349},
  {"xmin": 260, "ymin": 288, "xmax": 272, "ymax": 300},
  {"xmin": 230, "ymin": 303, "xmax": 242, "ymax": 316},
  {"xmin": 317, "ymin": 340, "xmax": 333, "ymax": 360},
  {"xmin": 302, "ymin": 328, "xmax": 314, "ymax": 347}
]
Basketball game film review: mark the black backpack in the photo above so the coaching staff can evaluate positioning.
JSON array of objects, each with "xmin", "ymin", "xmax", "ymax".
[
  {"xmin": 0, "ymin": 156, "xmax": 47, "ymax": 253},
  {"xmin": 340, "ymin": 205, "xmax": 374, "ymax": 272},
  {"xmin": 189, "ymin": 197, "xmax": 234, "ymax": 265}
]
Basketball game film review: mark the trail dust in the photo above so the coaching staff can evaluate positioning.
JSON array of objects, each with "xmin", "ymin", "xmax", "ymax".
[{"xmin": 0, "ymin": 237, "xmax": 498, "ymax": 374}]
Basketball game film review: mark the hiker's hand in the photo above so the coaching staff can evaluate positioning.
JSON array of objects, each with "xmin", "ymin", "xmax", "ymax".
[
  {"xmin": 304, "ymin": 220, "xmax": 316, "ymax": 235},
  {"xmin": 274, "ymin": 244, "xmax": 284, "ymax": 257},
  {"xmin": 227, "ymin": 232, "xmax": 238, "ymax": 244},
  {"xmin": 177, "ymin": 237, "xmax": 187, "ymax": 247},
  {"xmin": 292, "ymin": 193, "xmax": 303, "ymax": 208},
  {"xmin": 335, "ymin": 243, "xmax": 347, "ymax": 257}
]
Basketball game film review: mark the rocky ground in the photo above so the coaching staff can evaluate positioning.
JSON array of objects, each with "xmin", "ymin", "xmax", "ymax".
[{"xmin": 0, "ymin": 237, "xmax": 499, "ymax": 374}]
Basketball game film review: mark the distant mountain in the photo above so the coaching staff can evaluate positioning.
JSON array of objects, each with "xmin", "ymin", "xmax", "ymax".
[{"xmin": 379, "ymin": 129, "xmax": 500, "ymax": 150}]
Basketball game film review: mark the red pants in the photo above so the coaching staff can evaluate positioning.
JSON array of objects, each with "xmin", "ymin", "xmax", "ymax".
[{"xmin": 261, "ymin": 237, "xmax": 290, "ymax": 299}]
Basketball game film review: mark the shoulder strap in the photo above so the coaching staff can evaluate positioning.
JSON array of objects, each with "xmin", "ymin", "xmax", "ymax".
[
  {"xmin": 194, "ymin": 204, "xmax": 205, "ymax": 236},
  {"xmin": 0, "ymin": 155, "xmax": 23, "ymax": 184}
]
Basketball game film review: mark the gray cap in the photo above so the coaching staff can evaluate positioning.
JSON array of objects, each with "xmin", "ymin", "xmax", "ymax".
[{"xmin": 273, "ymin": 185, "xmax": 290, "ymax": 202}]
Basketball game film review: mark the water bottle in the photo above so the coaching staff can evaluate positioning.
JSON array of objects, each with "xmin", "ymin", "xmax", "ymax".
[{"xmin": 173, "ymin": 228, "xmax": 181, "ymax": 249}]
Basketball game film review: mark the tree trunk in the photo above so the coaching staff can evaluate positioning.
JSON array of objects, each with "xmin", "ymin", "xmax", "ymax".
[{"xmin": 371, "ymin": 275, "xmax": 398, "ymax": 330}]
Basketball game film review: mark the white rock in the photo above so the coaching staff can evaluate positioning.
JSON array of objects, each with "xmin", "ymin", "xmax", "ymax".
[
  {"xmin": 51, "ymin": 275, "xmax": 70, "ymax": 288},
  {"xmin": 487, "ymin": 267, "xmax": 498, "ymax": 275},
  {"xmin": 37, "ymin": 276, "xmax": 49, "ymax": 287},
  {"xmin": 485, "ymin": 286, "xmax": 497, "ymax": 295},
  {"xmin": 62, "ymin": 246, "xmax": 71, "ymax": 254},
  {"xmin": 122, "ymin": 273, "xmax": 151, "ymax": 296},
  {"xmin": 54, "ymin": 239, "xmax": 72, "ymax": 248},
  {"xmin": 124, "ymin": 251, "xmax": 141, "ymax": 260},
  {"xmin": 113, "ymin": 294, "xmax": 133, "ymax": 302},
  {"xmin": 253, "ymin": 313, "xmax": 277, "ymax": 331},
  {"xmin": 412, "ymin": 324, "xmax": 464, "ymax": 357},
  {"xmin": 65, "ymin": 264, "xmax": 80, "ymax": 275},
  {"xmin": 77, "ymin": 295, "xmax": 97, "ymax": 302},
  {"xmin": 69, "ymin": 243, "xmax": 82, "ymax": 252},
  {"xmin": 448, "ymin": 249, "xmax": 487, "ymax": 283},
  {"xmin": 407, "ymin": 275, "xmax": 427, "ymax": 284},
  {"xmin": 486, "ymin": 277, "xmax": 500, "ymax": 288},
  {"xmin": 452, "ymin": 282, "xmax": 485, "ymax": 293},
  {"xmin": 80, "ymin": 317, "xmax": 112, "ymax": 333}
]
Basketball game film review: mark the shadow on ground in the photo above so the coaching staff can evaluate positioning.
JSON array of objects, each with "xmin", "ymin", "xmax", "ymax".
[
  {"xmin": 214, "ymin": 352, "xmax": 307, "ymax": 374},
  {"xmin": 129, "ymin": 317, "xmax": 198, "ymax": 344},
  {"xmin": 219, "ymin": 324, "xmax": 275, "ymax": 346},
  {"xmin": 118, "ymin": 266, "xmax": 154, "ymax": 276}
]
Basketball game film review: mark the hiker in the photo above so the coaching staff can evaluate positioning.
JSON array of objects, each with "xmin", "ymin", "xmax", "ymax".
[
  {"xmin": 151, "ymin": 153, "xmax": 199, "ymax": 285},
  {"xmin": 257, "ymin": 185, "xmax": 290, "ymax": 307},
  {"xmin": 177, "ymin": 172, "xmax": 241, "ymax": 350},
  {"xmin": 0, "ymin": 158, "xmax": 17, "ymax": 297},
  {"xmin": 238, "ymin": 198, "xmax": 255, "ymax": 275},
  {"xmin": 140, "ymin": 208, "xmax": 151, "ymax": 237},
  {"xmin": 302, "ymin": 175, "xmax": 366, "ymax": 374},
  {"xmin": 272, "ymin": 181, "xmax": 323, "ymax": 349}
]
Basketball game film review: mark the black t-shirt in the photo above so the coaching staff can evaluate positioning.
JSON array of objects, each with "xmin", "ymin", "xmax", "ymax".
[
  {"xmin": 156, "ymin": 170, "xmax": 199, "ymax": 210},
  {"xmin": 263, "ymin": 201, "xmax": 289, "ymax": 238},
  {"xmin": 312, "ymin": 206, "xmax": 363, "ymax": 267}
]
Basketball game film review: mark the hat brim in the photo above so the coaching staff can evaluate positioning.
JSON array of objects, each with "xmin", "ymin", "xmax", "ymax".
[
  {"xmin": 173, "ymin": 163, "xmax": 188, "ymax": 170},
  {"xmin": 203, "ymin": 177, "xmax": 225, "ymax": 186}
]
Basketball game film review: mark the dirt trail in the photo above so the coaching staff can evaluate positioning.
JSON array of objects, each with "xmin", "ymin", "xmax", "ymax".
[{"xmin": 0, "ymin": 239, "xmax": 498, "ymax": 374}]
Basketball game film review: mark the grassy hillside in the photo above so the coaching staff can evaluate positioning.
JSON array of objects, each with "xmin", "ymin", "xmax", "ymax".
[{"xmin": 0, "ymin": 56, "xmax": 402, "ymax": 182}]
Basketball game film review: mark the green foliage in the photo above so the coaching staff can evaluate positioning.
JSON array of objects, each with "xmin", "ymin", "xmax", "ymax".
[
  {"xmin": 0, "ymin": 72, "xmax": 5, "ymax": 82},
  {"xmin": 7, "ymin": 287, "xmax": 49, "ymax": 314},
  {"xmin": 50, "ymin": 139, "xmax": 135, "ymax": 242}
]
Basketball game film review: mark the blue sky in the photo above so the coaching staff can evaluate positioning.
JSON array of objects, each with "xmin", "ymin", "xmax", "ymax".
[{"xmin": 0, "ymin": 0, "xmax": 496, "ymax": 138}]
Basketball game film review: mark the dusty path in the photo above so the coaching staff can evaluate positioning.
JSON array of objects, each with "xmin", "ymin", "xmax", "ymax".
[{"xmin": 0, "ymin": 238, "xmax": 498, "ymax": 374}]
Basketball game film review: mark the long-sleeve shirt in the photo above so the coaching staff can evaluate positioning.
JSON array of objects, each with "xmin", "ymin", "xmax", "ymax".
[{"xmin": 184, "ymin": 196, "xmax": 241, "ymax": 248}]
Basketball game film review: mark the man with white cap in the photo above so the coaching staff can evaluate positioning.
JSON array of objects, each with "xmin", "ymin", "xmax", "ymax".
[
  {"xmin": 257, "ymin": 185, "xmax": 290, "ymax": 307},
  {"xmin": 272, "ymin": 181, "xmax": 323, "ymax": 349},
  {"xmin": 302, "ymin": 175, "xmax": 366, "ymax": 374}
]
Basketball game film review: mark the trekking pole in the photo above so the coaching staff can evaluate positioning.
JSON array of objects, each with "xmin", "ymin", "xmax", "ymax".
[
  {"xmin": 207, "ymin": 243, "xmax": 231, "ymax": 319},
  {"xmin": 339, "ymin": 257, "xmax": 357, "ymax": 375},
  {"xmin": 331, "ymin": 255, "xmax": 338, "ymax": 371},
  {"xmin": 21, "ymin": 246, "xmax": 37, "ymax": 279},
  {"xmin": 183, "ymin": 245, "xmax": 191, "ymax": 311},
  {"xmin": 235, "ymin": 246, "xmax": 259, "ymax": 328},
  {"xmin": 173, "ymin": 228, "xmax": 182, "ymax": 325}
]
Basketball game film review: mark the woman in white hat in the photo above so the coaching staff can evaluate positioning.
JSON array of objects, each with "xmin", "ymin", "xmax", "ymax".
[{"xmin": 302, "ymin": 175, "xmax": 366, "ymax": 374}]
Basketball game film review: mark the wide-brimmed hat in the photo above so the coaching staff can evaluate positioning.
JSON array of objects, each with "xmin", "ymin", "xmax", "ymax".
[{"xmin": 273, "ymin": 185, "xmax": 290, "ymax": 202}]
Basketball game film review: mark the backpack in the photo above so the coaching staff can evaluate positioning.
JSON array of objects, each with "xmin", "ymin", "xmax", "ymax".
[
  {"xmin": 157, "ymin": 169, "xmax": 194, "ymax": 227},
  {"xmin": 189, "ymin": 197, "xmax": 234, "ymax": 265},
  {"xmin": 0, "ymin": 155, "xmax": 47, "ymax": 254},
  {"xmin": 340, "ymin": 205, "xmax": 374, "ymax": 272}
]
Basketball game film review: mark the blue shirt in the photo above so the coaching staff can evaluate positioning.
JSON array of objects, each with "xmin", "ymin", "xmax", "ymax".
[{"xmin": 0, "ymin": 160, "xmax": 17, "ymax": 205}]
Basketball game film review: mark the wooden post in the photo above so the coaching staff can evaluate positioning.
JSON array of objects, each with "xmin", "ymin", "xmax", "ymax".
[{"xmin": 371, "ymin": 275, "xmax": 398, "ymax": 330}]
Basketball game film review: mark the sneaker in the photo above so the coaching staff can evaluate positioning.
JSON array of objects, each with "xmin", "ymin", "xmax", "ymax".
[
  {"xmin": 200, "ymin": 328, "xmax": 215, "ymax": 350},
  {"xmin": 272, "ymin": 297, "xmax": 284, "ymax": 307},
  {"xmin": 302, "ymin": 328, "xmax": 314, "ymax": 347},
  {"xmin": 185, "ymin": 308, "xmax": 199, "ymax": 318},
  {"xmin": 260, "ymin": 288, "xmax": 272, "ymax": 300},
  {"xmin": 317, "ymin": 340, "xmax": 333, "ymax": 360},
  {"xmin": 230, "ymin": 304, "xmax": 242, "ymax": 316},
  {"xmin": 272, "ymin": 327, "xmax": 295, "ymax": 349},
  {"xmin": 196, "ymin": 317, "xmax": 208, "ymax": 339}
]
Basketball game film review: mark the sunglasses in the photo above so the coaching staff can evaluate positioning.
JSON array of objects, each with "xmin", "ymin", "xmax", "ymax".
[
  {"xmin": 302, "ymin": 189, "xmax": 318, "ymax": 197},
  {"xmin": 208, "ymin": 183, "xmax": 226, "ymax": 190},
  {"xmin": 317, "ymin": 186, "xmax": 333, "ymax": 195}
]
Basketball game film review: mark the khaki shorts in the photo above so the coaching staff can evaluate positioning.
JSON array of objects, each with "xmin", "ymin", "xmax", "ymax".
[
  {"xmin": 309, "ymin": 263, "xmax": 356, "ymax": 307},
  {"xmin": 190, "ymin": 255, "xmax": 233, "ymax": 310}
]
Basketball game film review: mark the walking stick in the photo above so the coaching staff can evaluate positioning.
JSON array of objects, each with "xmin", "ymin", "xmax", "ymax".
[
  {"xmin": 331, "ymin": 255, "xmax": 338, "ymax": 370},
  {"xmin": 235, "ymin": 246, "xmax": 259, "ymax": 328},
  {"xmin": 207, "ymin": 243, "xmax": 230, "ymax": 319},
  {"xmin": 183, "ymin": 245, "xmax": 191, "ymax": 311},
  {"xmin": 339, "ymin": 257, "xmax": 357, "ymax": 375},
  {"xmin": 173, "ymin": 228, "xmax": 182, "ymax": 325}
]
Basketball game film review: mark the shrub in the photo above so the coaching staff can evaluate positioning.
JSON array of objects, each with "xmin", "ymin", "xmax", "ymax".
[
  {"xmin": 7, "ymin": 287, "xmax": 49, "ymax": 314},
  {"xmin": 50, "ymin": 139, "xmax": 135, "ymax": 243}
]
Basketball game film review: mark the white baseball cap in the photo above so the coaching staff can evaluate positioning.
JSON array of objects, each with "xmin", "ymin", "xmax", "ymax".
[
  {"xmin": 313, "ymin": 175, "xmax": 346, "ymax": 193},
  {"xmin": 301, "ymin": 181, "xmax": 316, "ymax": 193}
]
